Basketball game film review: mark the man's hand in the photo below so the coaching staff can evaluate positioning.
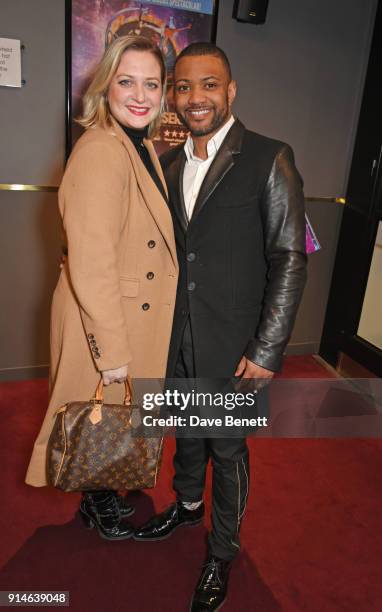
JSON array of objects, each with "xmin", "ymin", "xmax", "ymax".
[
  {"xmin": 102, "ymin": 365, "xmax": 128, "ymax": 385},
  {"xmin": 234, "ymin": 356, "xmax": 274, "ymax": 391}
]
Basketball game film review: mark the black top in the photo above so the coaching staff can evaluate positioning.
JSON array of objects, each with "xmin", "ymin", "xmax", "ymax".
[{"xmin": 119, "ymin": 123, "xmax": 167, "ymax": 202}]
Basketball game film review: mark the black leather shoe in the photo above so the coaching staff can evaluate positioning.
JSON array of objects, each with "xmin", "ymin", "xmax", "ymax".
[
  {"xmin": 113, "ymin": 492, "xmax": 135, "ymax": 518},
  {"xmin": 190, "ymin": 556, "xmax": 231, "ymax": 611},
  {"xmin": 133, "ymin": 501, "xmax": 204, "ymax": 541},
  {"xmin": 80, "ymin": 492, "xmax": 134, "ymax": 540}
]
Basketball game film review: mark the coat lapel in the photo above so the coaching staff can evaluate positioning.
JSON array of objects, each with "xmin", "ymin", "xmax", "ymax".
[
  {"xmin": 109, "ymin": 119, "xmax": 178, "ymax": 271},
  {"xmin": 190, "ymin": 119, "xmax": 246, "ymax": 224},
  {"xmin": 144, "ymin": 138, "xmax": 169, "ymax": 201},
  {"xmin": 165, "ymin": 150, "xmax": 188, "ymax": 234}
]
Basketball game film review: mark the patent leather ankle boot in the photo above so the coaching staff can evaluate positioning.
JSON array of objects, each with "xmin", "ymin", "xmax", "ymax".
[
  {"xmin": 80, "ymin": 491, "xmax": 134, "ymax": 540},
  {"xmin": 113, "ymin": 492, "xmax": 135, "ymax": 518}
]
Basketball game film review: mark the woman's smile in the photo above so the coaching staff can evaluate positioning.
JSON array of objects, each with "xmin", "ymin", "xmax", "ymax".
[{"xmin": 127, "ymin": 105, "xmax": 151, "ymax": 116}]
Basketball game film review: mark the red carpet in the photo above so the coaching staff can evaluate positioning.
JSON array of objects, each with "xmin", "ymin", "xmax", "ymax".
[{"xmin": 0, "ymin": 356, "xmax": 381, "ymax": 611}]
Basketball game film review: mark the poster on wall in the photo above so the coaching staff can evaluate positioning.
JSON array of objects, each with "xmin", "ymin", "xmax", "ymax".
[{"xmin": 67, "ymin": 0, "xmax": 219, "ymax": 156}]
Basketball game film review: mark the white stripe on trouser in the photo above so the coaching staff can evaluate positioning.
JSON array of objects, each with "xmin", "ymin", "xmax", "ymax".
[
  {"xmin": 231, "ymin": 458, "xmax": 249, "ymax": 550},
  {"xmin": 239, "ymin": 458, "xmax": 249, "ymax": 521}
]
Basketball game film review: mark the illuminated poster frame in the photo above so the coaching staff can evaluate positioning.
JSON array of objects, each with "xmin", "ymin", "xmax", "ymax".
[{"xmin": 65, "ymin": 0, "xmax": 219, "ymax": 158}]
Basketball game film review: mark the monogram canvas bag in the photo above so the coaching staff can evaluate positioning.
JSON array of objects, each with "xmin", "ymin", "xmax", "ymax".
[{"xmin": 47, "ymin": 378, "xmax": 163, "ymax": 492}]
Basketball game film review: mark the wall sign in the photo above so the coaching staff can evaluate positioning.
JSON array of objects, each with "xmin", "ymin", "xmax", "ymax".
[{"xmin": 0, "ymin": 38, "xmax": 22, "ymax": 88}]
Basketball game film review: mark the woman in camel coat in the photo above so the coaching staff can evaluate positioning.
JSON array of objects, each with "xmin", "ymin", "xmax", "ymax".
[{"xmin": 25, "ymin": 36, "xmax": 178, "ymax": 539}]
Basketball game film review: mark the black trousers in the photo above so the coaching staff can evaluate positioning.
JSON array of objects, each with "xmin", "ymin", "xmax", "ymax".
[{"xmin": 172, "ymin": 319, "xmax": 250, "ymax": 561}]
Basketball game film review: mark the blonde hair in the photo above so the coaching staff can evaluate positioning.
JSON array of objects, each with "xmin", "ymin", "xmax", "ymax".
[{"xmin": 77, "ymin": 35, "xmax": 167, "ymax": 137}]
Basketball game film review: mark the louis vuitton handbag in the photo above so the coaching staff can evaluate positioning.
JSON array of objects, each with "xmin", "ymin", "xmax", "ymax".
[{"xmin": 47, "ymin": 377, "xmax": 163, "ymax": 492}]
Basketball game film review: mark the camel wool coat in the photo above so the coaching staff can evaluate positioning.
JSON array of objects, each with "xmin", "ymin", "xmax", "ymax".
[{"xmin": 26, "ymin": 119, "xmax": 178, "ymax": 487}]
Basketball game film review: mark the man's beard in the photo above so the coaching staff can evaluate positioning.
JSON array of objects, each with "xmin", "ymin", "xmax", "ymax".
[{"xmin": 179, "ymin": 103, "xmax": 230, "ymax": 137}]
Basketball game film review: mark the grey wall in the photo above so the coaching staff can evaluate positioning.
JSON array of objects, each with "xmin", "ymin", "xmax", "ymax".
[
  {"xmin": 0, "ymin": 0, "xmax": 378, "ymax": 379},
  {"xmin": 0, "ymin": 0, "xmax": 65, "ymax": 380},
  {"xmin": 0, "ymin": 0, "xmax": 66, "ymax": 185},
  {"xmin": 217, "ymin": 0, "xmax": 377, "ymax": 354}
]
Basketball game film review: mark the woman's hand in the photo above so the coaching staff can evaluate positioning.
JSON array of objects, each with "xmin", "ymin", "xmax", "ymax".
[{"xmin": 102, "ymin": 365, "xmax": 128, "ymax": 385}]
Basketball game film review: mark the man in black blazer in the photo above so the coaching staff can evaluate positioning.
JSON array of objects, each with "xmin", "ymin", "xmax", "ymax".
[{"xmin": 134, "ymin": 43, "xmax": 307, "ymax": 611}]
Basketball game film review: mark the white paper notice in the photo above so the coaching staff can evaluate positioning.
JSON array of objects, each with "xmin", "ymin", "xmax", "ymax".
[{"xmin": 0, "ymin": 38, "xmax": 22, "ymax": 88}]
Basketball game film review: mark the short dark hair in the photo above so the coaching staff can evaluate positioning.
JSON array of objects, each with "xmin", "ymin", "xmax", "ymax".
[{"xmin": 175, "ymin": 42, "xmax": 232, "ymax": 80}]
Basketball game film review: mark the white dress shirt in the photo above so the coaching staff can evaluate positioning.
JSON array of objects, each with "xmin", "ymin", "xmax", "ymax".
[{"xmin": 183, "ymin": 115, "xmax": 236, "ymax": 220}]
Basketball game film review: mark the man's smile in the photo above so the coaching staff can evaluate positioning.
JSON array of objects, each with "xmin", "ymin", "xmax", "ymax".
[{"xmin": 186, "ymin": 107, "xmax": 212, "ymax": 118}]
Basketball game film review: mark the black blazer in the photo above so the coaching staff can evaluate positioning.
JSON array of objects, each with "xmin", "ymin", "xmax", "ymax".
[{"xmin": 161, "ymin": 118, "xmax": 307, "ymax": 378}]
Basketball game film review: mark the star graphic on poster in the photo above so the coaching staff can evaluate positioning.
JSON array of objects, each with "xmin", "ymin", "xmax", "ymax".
[
  {"xmin": 164, "ymin": 130, "xmax": 170, "ymax": 137},
  {"xmin": 172, "ymin": 130, "xmax": 178, "ymax": 137},
  {"xmin": 179, "ymin": 131, "xmax": 186, "ymax": 138}
]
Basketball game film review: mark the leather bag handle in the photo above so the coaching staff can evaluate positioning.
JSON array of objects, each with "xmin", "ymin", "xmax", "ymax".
[
  {"xmin": 89, "ymin": 376, "xmax": 133, "ymax": 425},
  {"xmin": 92, "ymin": 375, "xmax": 133, "ymax": 406}
]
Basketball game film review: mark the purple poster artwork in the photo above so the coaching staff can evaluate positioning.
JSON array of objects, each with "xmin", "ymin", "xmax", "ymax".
[
  {"xmin": 71, "ymin": 0, "xmax": 216, "ymax": 153},
  {"xmin": 305, "ymin": 214, "xmax": 321, "ymax": 254}
]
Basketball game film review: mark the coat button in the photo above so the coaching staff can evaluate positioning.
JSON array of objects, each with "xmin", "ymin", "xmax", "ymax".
[
  {"xmin": 187, "ymin": 252, "xmax": 196, "ymax": 262},
  {"xmin": 146, "ymin": 272, "xmax": 154, "ymax": 280},
  {"xmin": 187, "ymin": 282, "xmax": 196, "ymax": 291},
  {"xmin": 148, "ymin": 240, "xmax": 156, "ymax": 248},
  {"xmin": 142, "ymin": 303, "xmax": 150, "ymax": 311},
  {"xmin": 87, "ymin": 333, "xmax": 94, "ymax": 340}
]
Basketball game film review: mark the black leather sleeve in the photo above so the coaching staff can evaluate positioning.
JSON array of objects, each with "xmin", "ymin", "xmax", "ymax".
[{"xmin": 244, "ymin": 144, "xmax": 307, "ymax": 372}]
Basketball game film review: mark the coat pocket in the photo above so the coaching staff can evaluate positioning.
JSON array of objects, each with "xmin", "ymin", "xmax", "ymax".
[{"xmin": 120, "ymin": 277, "xmax": 140, "ymax": 297}]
